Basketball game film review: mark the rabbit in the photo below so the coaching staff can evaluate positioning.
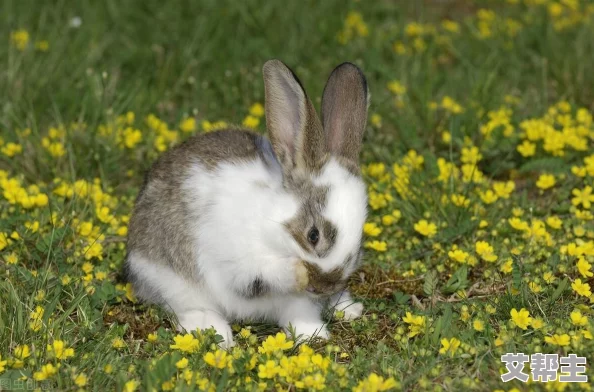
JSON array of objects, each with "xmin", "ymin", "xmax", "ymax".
[{"xmin": 124, "ymin": 59, "xmax": 369, "ymax": 348}]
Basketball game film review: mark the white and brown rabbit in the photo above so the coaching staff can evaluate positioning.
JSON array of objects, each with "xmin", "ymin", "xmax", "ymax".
[{"xmin": 124, "ymin": 60, "xmax": 369, "ymax": 347}]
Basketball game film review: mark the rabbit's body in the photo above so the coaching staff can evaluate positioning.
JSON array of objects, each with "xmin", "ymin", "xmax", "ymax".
[{"xmin": 125, "ymin": 60, "xmax": 369, "ymax": 347}]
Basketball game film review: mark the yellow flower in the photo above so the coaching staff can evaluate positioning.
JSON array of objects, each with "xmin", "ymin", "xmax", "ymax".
[
  {"xmin": 170, "ymin": 334, "xmax": 200, "ymax": 353},
  {"xmin": 451, "ymin": 194, "xmax": 470, "ymax": 207},
  {"xmin": 258, "ymin": 360, "xmax": 279, "ymax": 379},
  {"xmin": 35, "ymin": 40, "xmax": 50, "ymax": 51},
  {"xmin": 96, "ymin": 205, "xmax": 113, "ymax": 223},
  {"xmin": 14, "ymin": 345, "xmax": 31, "ymax": 360},
  {"xmin": 479, "ymin": 189, "xmax": 498, "ymax": 204},
  {"xmin": 473, "ymin": 319, "xmax": 485, "ymax": 332},
  {"xmin": 29, "ymin": 305, "xmax": 44, "ymax": 331},
  {"xmin": 147, "ymin": 333, "xmax": 158, "ymax": 342},
  {"xmin": 393, "ymin": 41, "xmax": 407, "ymax": 55},
  {"xmin": 577, "ymin": 257, "xmax": 593, "ymax": 278},
  {"xmin": 73, "ymin": 373, "xmax": 87, "ymax": 387},
  {"xmin": 4, "ymin": 252, "xmax": 18, "ymax": 265},
  {"xmin": 202, "ymin": 120, "xmax": 227, "ymax": 133},
  {"xmin": 370, "ymin": 113, "xmax": 382, "ymax": 128},
  {"xmin": 536, "ymin": 174, "xmax": 556, "ymax": 190},
  {"xmin": 123, "ymin": 380, "xmax": 139, "ymax": 392},
  {"xmin": 365, "ymin": 162, "xmax": 386, "ymax": 179},
  {"xmin": 1, "ymin": 142, "xmax": 23, "ymax": 157},
  {"xmin": 403, "ymin": 150, "xmax": 424, "ymax": 169},
  {"xmin": 10, "ymin": 29, "xmax": 29, "ymax": 51},
  {"xmin": 112, "ymin": 338, "xmax": 126, "ymax": 349},
  {"xmin": 387, "ymin": 80, "xmax": 406, "ymax": 95},
  {"xmin": 442, "ymin": 20, "xmax": 460, "ymax": 33},
  {"xmin": 0, "ymin": 354, "xmax": 7, "ymax": 374},
  {"xmin": 42, "ymin": 140, "xmax": 66, "ymax": 157},
  {"xmin": 572, "ymin": 186, "xmax": 594, "ymax": 209},
  {"xmin": 249, "ymin": 103, "xmax": 265, "ymax": 117},
  {"xmin": 493, "ymin": 181, "xmax": 515, "ymax": 198},
  {"xmin": 529, "ymin": 281, "xmax": 542, "ymax": 293},
  {"xmin": 517, "ymin": 140, "xmax": 536, "ymax": 157},
  {"xmin": 203, "ymin": 349, "xmax": 229, "ymax": 369},
  {"xmin": 531, "ymin": 318, "xmax": 545, "ymax": 329},
  {"xmin": 570, "ymin": 310, "xmax": 589, "ymax": 327},
  {"xmin": 179, "ymin": 117, "xmax": 196, "ymax": 133},
  {"xmin": 440, "ymin": 96, "xmax": 464, "ymax": 114},
  {"xmin": 83, "ymin": 242, "xmax": 103, "ymax": 261},
  {"xmin": 414, "ymin": 219, "xmax": 437, "ymax": 238},
  {"xmin": 47, "ymin": 340, "xmax": 74, "ymax": 360},
  {"xmin": 122, "ymin": 128, "xmax": 142, "ymax": 149},
  {"xmin": 461, "ymin": 146, "xmax": 482, "ymax": 164},
  {"xmin": 439, "ymin": 337, "xmax": 461, "ymax": 356},
  {"xmin": 239, "ymin": 328, "xmax": 252, "ymax": 339},
  {"xmin": 353, "ymin": 373, "xmax": 399, "ymax": 392},
  {"xmin": 363, "ymin": 222, "xmax": 382, "ymax": 237},
  {"xmin": 543, "ymin": 272, "xmax": 555, "ymax": 284},
  {"xmin": 258, "ymin": 332, "xmax": 293, "ymax": 354},
  {"xmin": 572, "ymin": 279, "xmax": 592, "ymax": 297},
  {"xmin": 33, "ymin": 363, "xmax": 57, "ymax": 380},
  {"xmin": 545, "ymin": 334, "xmax": 570, "ymax": 346},
  {"xmin": 500, "ymin": 259, "xmax": 513, "ymax": 274},
  {"xmin": 546, "ymin": 216, "xmax": 562, "ymax": 229},
  {"xmin": 510, "ymin": 308, "xmax": 532, "ymax": 330},
  {"xmin": 364, "ymin": 240, "xmax": 387, "ymax": 252},
  {"xmin": 402, "ymin": 312, "xmax": 426, "ymax": 337},
  {"xmin": 242, "ymin": 115, "xmax": 260, "ymax": 129},
  {"xmin": 176, "ymin": 357, "xmax": 189, "ymax": 369},
  {"xmin": 35, "ymin": 193, "xmax": 49, "ymax": 207},
  {"xmin": 381, "ymin": 215, "xmax": 396, "ymax": 225},
  {"xmin": 573, "ymin": 165, "xmax": 587, "ymax": 177},
  {"xmin": 0, "ymin": 232, "xmax": 10, "ymax": 251},
  {"xmin": 448, "ymin": 249, "xmax": 469, "ymax": 263},
  {"xmin": 475, "ymin": 241, "xmax": 497, "ymax": 262},
  {"xmin": 508, "ymin": 217, "xmax": 529, "ymax": 231}
]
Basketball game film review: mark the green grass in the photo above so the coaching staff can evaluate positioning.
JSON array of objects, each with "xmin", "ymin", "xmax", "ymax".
[{"xmin": 2, "ymin": 0, "xmax": 594, "ymax": 391}]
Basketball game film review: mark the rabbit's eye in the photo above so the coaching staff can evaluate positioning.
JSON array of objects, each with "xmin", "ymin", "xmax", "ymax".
[{"xmin": 307, "ymin": 227, "xmax": 320, "ymax": 246}]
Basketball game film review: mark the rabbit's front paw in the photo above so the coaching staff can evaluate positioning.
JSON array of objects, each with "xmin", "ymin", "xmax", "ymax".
[
  {"xmin": 285, "ymin": 321, "xmax": 329, "ymax": 342},
  {"xmin": 330, "ymin": 290, "xmax": 364, "ymax": 321},
  {"xmin": 338, "ymin": 301, "xmax": 364, "ymax": 321},
  {"xmin": 177, "ymin": 309, "xmax": 235, "ymax": 348}
]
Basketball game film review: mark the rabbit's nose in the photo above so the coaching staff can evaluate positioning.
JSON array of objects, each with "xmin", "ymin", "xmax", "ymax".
[{"xmin": 306, "ymin": 285, "xmax": 320, "ymax": 294}]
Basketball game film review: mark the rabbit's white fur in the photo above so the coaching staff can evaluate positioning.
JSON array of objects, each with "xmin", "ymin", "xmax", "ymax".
[
  {"xmin": 127, "ymin": 60, "xmax": 371, "ymax": 348},
  {"xmin": 127, "ymin": 157, "xmax": 366, "ymax": 347}
]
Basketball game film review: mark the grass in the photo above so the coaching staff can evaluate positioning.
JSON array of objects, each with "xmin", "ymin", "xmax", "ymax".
[{"xmin": 1, "ymin": 0, "xmax": 594, "ymax": 391}]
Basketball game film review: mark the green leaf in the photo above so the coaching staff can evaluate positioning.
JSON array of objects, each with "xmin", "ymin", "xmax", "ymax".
[
  {"xmin": 512, "ymin": 257, "xmax": 522, "ymax": 291},
  {"xmin": 432, "ymin": 305, "xmax": 453, "ymax": 345},
  {"xmin": 548, "ymin": 278, "xmax": 569, "ymax": 304},
  {"xmin": 442, "ymin": 265, "xmax": 469, "ymax": 294},
  {"xmin": 519, "ymin": 157, "xmax": 567, "ymax": 174},
  {"xmin": 393, "ymin": 291, "xmax": 411, "ymax": 305},
  {"xmin": 423, "ymin": 270, "xmax": 439, "ymax": 296}
]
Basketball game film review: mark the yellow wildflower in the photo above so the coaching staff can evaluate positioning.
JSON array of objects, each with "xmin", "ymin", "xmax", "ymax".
[
  {"xmin": 510, "ymin": 308, "xmax": 532, "ymax": 330},
  {"xmin": 545, "ymin": 334, "xmax": 570, "ymax": 346},
  {"xmin": 414, "ymin": 220, "xmax": 437, "ymax": 238},
  {"xmin": 170, "ymin": 334, "xmax": 200, "ymax": 353},
  {"xmin": 203, "ymin": 349, "xmax": 229, "ymax": 369},
  {"xmin": 439, "ymin": 337, "xmax": 461, "ymax": 357}
]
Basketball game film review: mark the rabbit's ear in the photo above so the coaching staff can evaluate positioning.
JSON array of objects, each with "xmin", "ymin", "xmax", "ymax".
[
  {"xmin": 321, "ymin": 62, "xmax": 369, "ymax": 168},
  {"xmin": 263, "ymin": 60, "xmax": 325, "ymax": 175}
]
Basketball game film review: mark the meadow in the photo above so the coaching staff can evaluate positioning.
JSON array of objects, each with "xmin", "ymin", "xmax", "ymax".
[{"xmin": 1, "ymin": 0, "xmax": 594, "ymax": 390}]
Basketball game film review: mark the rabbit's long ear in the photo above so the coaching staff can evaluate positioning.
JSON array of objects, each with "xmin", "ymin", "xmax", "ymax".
[
  {"xmin": 321, "ymin": 62, "xmax": 369, "ymax": 168},
  {"xmin": 263, "ymin": 60, "xmax": 325, "ymax": 176}
]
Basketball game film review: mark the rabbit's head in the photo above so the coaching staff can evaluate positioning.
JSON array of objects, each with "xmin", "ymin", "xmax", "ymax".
[{"xmin": 263, "ymin": 60, "xmax": 369, "ymax": 297}]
